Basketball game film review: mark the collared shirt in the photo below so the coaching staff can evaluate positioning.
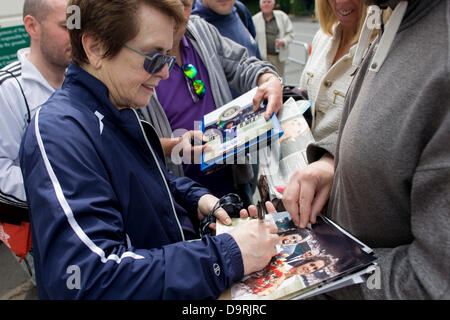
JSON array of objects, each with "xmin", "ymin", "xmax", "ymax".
[
  {"xmin": 265, "ymin": 16, "xmax": 279, "ymax": 55},
  {"xmin": 155, "ymin": 36, "xmax": 235, "ymax": 197}
]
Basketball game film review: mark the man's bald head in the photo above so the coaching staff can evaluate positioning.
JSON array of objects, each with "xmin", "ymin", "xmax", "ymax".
[
  {"xmin": 22, "ymin": 0, "xmax": 72, "ymax": 77},
  {"xmin": 23, "ymin": 0, "xmax": 54, "ymax": 22}
]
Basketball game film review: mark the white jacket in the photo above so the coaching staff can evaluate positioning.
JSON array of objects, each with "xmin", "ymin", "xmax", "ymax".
[
  {"xmin": 252, "ymin": 10, "xmax": 294, "ymax": 62},
  {"xmin": 299, "ymin": 24, "xmax": 357, "ymax": 147},
  {"xmin": 0, "ymin": 48, "xmax": 54, "ymax": 205}
]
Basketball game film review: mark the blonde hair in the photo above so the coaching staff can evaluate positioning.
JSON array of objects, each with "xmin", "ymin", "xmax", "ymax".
[{"xmin": 315, "ymin": 0, "xmax": 369, "ymax": 45}]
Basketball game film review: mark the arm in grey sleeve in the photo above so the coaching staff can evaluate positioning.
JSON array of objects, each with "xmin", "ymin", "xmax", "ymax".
[
  {"xmin": 0, "ymin": 88, "xmax": 28, "ymax": 205},
  {"xmin": 306, "ymin": 132, "xmax": 338, "ymax": 164}
]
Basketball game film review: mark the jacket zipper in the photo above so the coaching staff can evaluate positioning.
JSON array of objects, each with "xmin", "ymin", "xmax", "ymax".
[{"xmin": 131, "ymin": 109, "xmax": 185, "ymax": 242}]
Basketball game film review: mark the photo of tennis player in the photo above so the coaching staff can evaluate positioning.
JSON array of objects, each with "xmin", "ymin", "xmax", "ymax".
[
  {"xmin": 228, "ymin": 212, "xmax": 376, "ymax": 300},
  {"xmin": 203, "ymin": 102, "xmax": 272, "ymax": 163}
]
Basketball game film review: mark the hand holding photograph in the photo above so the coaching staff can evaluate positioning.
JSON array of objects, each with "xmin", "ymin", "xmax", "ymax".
[
  {"xmin": 200, "ymin": 87, "xmax": 283, "ymax": 171},
  {"xmin": 217, "ymin": 212, "xmax": 377, "ymax": 300}
]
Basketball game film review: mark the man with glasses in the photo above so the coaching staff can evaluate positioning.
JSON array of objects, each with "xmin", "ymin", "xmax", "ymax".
[{"xmin": 139, "ymin": 0, "xmax": 283, "ymax": 207}]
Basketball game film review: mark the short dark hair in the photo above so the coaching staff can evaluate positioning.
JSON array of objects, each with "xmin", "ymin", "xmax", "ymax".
[
  {"xmin": 68, "ymin": 0, "xmax": 185, "ymax": 65},
  {"xmin": 291, "ymin": 255, "xmax": 335, "ymax": 269},
  {"xmin": 279, "ymin": 228, "xmax": 311, "ymax": 238},
  {"xmin": 23, "ymin": 0, "xmax": 53, "ymax": 22}
]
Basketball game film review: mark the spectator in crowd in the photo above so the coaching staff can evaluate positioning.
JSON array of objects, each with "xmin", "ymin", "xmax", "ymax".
[
  {"xmin": 0, "ymin": 0, "xmax": 71, "ymax": 283},
  {"xmin": 20, "ymin": 0, "xmax": 280, "ymax": 299},
  {"xmin": 267, "ymin": 0, "xmax": 371, "ymax": 215},
  {"xmin": 253, "ymin": 0, "xmax": 295, "ymax": 77},
  {"xmin": 192, "ymin": 0, "xmax": 268, "ymax": 205},
  {"xmin": 192, "ymin": 0, "xmax": 260, "ymax": 60},
  {"xmin": 140, "ymin": 0, "xmax": 283, "ymax": 207},
  {"xmin": 283, "ymin": 0, "xmax": 449, "ymax": 299},
  {"xmin": 299, "ymin": 0, "xmax": 371, "ymax": 153}
]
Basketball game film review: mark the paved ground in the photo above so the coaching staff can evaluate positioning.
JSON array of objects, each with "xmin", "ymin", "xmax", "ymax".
[
  {"xmin": 0, "ymin": 15, "xmax": 318, "ymax": 301},
  {"xmin": 0, "ymin": 243, "xmax": 37, "ymax": 299}
]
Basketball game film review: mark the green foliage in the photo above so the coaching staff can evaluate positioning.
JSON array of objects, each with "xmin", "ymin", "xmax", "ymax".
[
  {"xmin": 240, "ymin": 0, "xmax": 259, "ymax": 15},
  {"xmin": 281, "ymin": 0, "xmax": 309, "ymax": 15}
]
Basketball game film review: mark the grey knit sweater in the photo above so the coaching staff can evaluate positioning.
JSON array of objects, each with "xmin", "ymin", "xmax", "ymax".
[{"xmin": 319, "ymin": 0, "xmax": 449, "ymax": 299}]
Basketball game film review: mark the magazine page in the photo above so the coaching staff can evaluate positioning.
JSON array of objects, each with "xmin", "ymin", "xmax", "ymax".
[
  {"xmin": 217, "ymin": 212, "xmax": 376, "ymax": 300},
  {"xmin": 294, "ymin": 265, "xmax": 378, "ymax": 300},
  {"xmin": 201, "ymin": 88, "xmax": 283, "ymax": 171},
  {"xmin": 202, "ymin": 103, "xmax": 273, "ymax": 163},
  {"xmin": 260, "ymin": 98, "xmax": 314, "ymax": 198}
]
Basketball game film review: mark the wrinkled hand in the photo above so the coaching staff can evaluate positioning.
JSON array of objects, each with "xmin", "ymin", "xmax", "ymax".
[
  {"xmin": 197, "ymin": 194, "xmax": 232, "ymax": 232},
  {"xmin": 281, "ymin": 153, "xmax": 335, "ymax": 228},
  {"xmin": 254, "ymin": 73, "xmax": 283, "ymax": 120},
  {"xmin": 228, "ymin": 202, "xmax": 279, "ymax": 275}
]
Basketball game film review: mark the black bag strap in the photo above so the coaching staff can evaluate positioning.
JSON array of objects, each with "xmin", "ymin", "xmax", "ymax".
[{"xmin": 0, "ymin": 201, "xmax": 29, "ymax": 225}]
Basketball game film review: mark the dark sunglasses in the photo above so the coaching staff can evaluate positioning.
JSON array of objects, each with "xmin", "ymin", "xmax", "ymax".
[
  {"xmin": 182, "ymin": 63, "xmax": 206, "ymax": 102},
  {"xmin": 124, "ymin": 45, "xmax": 176, "ymax": 75}
]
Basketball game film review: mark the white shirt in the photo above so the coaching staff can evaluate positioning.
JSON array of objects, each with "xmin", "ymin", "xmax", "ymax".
[
  {"xmin": 299, "ymin": 24, "xmax": 357, "ymax": 144},
  {"xmin": 0, "ymin": 48, "xmax": 55, "ymax": 204}
]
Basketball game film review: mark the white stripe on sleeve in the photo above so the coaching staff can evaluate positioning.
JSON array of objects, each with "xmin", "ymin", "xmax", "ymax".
[{"xmin": 34, "ymin": 109, "xmax": 144, "ymax": 264}]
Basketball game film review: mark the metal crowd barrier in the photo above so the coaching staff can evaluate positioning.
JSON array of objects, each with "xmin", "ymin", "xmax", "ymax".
[
  {"xmin": 284, "ymin": 40, "xmax": 311, "ymax": 87},
  {"xmin": 287, "ymin": 40, "xmax": 311, "ymax": 67}
]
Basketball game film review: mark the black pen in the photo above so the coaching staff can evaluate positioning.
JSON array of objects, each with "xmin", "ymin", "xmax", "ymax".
[
  {"xmin": 257, "ymin": 200, "xmax": 266, "ymax": 222},
  {"xmin": 256, "ymin": 180, "xmax": 268, "ymax": 222}
]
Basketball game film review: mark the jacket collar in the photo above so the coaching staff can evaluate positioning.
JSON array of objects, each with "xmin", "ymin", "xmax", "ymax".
[
  {"xmin": 63, "ymin": 62, "xmax": 130, "ymax": 123},
  {"xmin": 354, "ymin": 0, "xmax": 440, "ymax": 72},
  {"xmin": 18, "ymin": 48, "xmax": 55, "ymax": 92},
  {"xmin": 63, "ymin": 62, "xmax": 166, "ymax": 160},
  {"xmin": 364, "ymin": 0, "xmax": 441, "ymax": 30}
]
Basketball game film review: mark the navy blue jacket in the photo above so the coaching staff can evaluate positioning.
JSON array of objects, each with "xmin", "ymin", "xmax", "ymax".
[{"xmin": 19, "ymin": 63, "xmax": 244, "ymax": 299}]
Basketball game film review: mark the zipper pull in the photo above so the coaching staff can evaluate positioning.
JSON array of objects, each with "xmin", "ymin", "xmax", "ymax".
[{"xmin": 333, "ymin": 90, "xmax": 345, "ymax": 103}]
